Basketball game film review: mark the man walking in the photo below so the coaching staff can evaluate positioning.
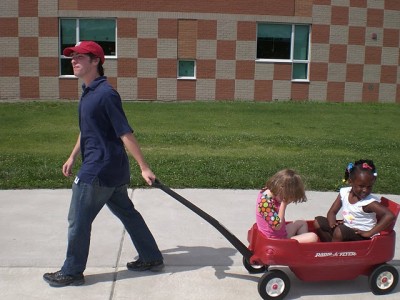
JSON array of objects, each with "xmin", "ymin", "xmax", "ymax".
[{"xmin": 43, "ymin": 41, "xmax": 163, "ymax": 287}]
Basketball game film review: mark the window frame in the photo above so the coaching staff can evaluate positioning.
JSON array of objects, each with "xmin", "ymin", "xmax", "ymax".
[
  {"xmin": 256, "ymin": 23, "xmax": 311, "ymax": 82},
  {"xmin": 59, "ymin": 18, "xmax": 117, "ymax": 77},
  {"xmin": 177, "ymin": 59, "xmax": 196, "ymax": 80}
]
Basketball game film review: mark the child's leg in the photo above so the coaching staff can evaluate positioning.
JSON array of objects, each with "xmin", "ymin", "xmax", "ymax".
[
  {"xmin": 286, "ymin": 220, "xmax": 308, "ymax": 237},
  {"xmin": 291, "ymin": 232, "xmax": 319, "ymax": 243},
  {"xmin": 333, "ymin": 225, "xmax": 368, "ymax": 242},
  {"xmin": 314, "ymin": 216, "xmax": 333, "ymax": 242},
  {"xmin": 287, "ymin": 220, "xmax": 318, "ymax": 243}
]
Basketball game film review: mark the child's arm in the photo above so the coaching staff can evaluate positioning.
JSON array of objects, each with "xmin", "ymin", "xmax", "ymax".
[
  {"xmin": 326, "ymin": 194, "xmax": 342, "ymax": 228},
  {"xmin": 355, "ymin": 202, "xmax": 395, "ymax": 238},
  {"xmin": 274, "ymin": 201, "xmax": 287, "ymax": 230}
]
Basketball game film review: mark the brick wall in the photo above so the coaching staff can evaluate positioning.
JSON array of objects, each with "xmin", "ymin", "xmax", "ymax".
[{"xmin": 0, "ymin": 0, "xmax": 399, "ymax": 102}]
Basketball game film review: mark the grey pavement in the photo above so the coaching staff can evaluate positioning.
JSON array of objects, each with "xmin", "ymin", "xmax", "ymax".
[{"xmin": 0, "ymin": 188, "xmax": 399, "ymax": 300}]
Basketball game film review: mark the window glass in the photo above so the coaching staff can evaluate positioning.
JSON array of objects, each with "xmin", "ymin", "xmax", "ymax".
[
  {"xmin": 80, "ymin": 19, "xmax": 116, "ymax": 55},
  {"xmin": 59, "ymin": 18, "xmax": 116, "ymax": 76},
  {"xmin": 178, "ymin": 60, "xmax": 195, "ymax": 78},
  {"xmin": 60, "ymin": 19, "xmax": 77, "ymax": 49},
  {"xmin": 292, "ymin": 63, "xmax": 308, "ymax": 80},
  {"xmin": 257, "ymin": 24, "xmax": 291, "ymax": 59},
  {"xmin": 293, "ymin": 25, "xmax": 309, "ymax": 60}
]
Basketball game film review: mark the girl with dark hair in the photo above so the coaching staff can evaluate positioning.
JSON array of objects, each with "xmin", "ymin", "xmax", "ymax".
[{"xmin": 314, "ymin": 159, "xmax": 394, "ymax": 242}]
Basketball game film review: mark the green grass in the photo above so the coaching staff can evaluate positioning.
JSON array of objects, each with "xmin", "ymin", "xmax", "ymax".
[{"xmin": 0, "ymin": 101, "xmax": 399, "ymax": 194}]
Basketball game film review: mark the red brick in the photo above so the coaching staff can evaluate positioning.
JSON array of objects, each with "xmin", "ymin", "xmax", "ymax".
[
  {"xmin": 138, "ymin": 78, "xmax": 157, "ymax": 100},
  {"xmin": 311, "ymin": 25, "xmax": 330, "ymax": 44},
  {"xmin": 350, "ymin": 0, "xmax": 367, "ymax": 8},
  {"xmin": 158, "ymin": 58, "xmax": 177, "ymax": 78},
  {"xmin": 367, "ymin": 9, "xmax": 384, "ymax": 28},
  {"xmin": 329, "ymin": 44, "xmax": 347, "ymax": 63},
  {"xmin": 385, "ymin": 0, "xmax": 400, "ymax": 10},
  {"xmin": 59, "ymin": 0, "xmax": 78, "ymax": 10},
  {"xmin": 380, "ymin": 66, "xmax": 397, "ymax": 84},
  {"xmin": 19, "ymin": 0, "xmax": 38, "ymax": 17},
  {"xmin": 295, "ymin": 0, "xmax": 313, "ymax": 17},
  {"xmin": 346, "ymin": 64, "xmax": 364, "ymax": 82},
  {"xmin": 197, "ymin": 20, "xmax": 217, "ymax": 40},
  {"xmin": 39, "ymin": 18, "xmax": 58, "ymax": 37},
  {"xmin": 197, "ymin": 59, "xmax": 216, "ymax": 79},
  {"xmin": 383, "ymin": 29, "xmax": 399, "ymax": 47},
  {"xmin": 313, "ymin": 0, "xmax": 331, "ymax": 5},
  {"xmin": 348, "ymin": 27, "xmax": 365, "ymax": 45},
  {"xmin": 107, "ymin": 77, "xmax": 118, "ymax": 90},
  {"xmin": 291, "ymin": 82, "xmax": 309, "ymax": 101},
  {"xmin": 362, "ymin": 83, "xmax": 379, "ymax": 103},
  {"xmin": 75, "ymin": 1, "xmax": 295, "ymax": 16},
  {"xmin": 254, "ymin": 80, "xmax": 273, "ymax": 101},
  {"xmin": 138, "ymin": 38, "xmax": 157, "ymax": 58},
  {"xmin": 327, "ymin": 82, "xmax": 345, "ymax": 102},
  {"xmin": 19, "ymin": 37, "xmax": 38, "ymax": 57},
  {"xmin": 178, "ymin": 20, "xmax": 197, "ymax": 59},
  {"xmin": 237, "ymin": 22, "xmax": 256, "ymax": 41},
  {"xmin": 217, "ymin": 40, "xmax": 236, "ymax": 60},
  {"xmin": 20, "ymin": 77, "xmax": 39, "ymax": 99},
  {"xmin": 0, "ymin": 58, "xmax": 19, "ymax": 76},
  {"xmin": 216, "ymin": 79, "xmax": 235, "ymax": 100},
  {"xmin": 118, "ymin": 19, "xmax": 137, "ymax": 38},
  {"xmin": 310, "ymin": 62, "xmax": 328, "ymax": 81},
  {"xmin": 0, "ymin": 18, "xmax": 18, "ymax": 37},
  {"xmin": 177, "ymin": 80, "xmax": 196, "ymax": 100},
  {"xmin": 39, "ymin": 57, "xmax": 59, "ymax": 76},
  {"xmin": 236, "ymin": 60, "xmax": 255, "ymax": 80},
  {"xmin": 273, "ymin": 63, "xmax": 291, "ymax": 80},
  {"xmin": 331, "ymin": 6, "xmax": 349, "ymax": 26},
  {"xmin": 159, "ymin": 19, "xmax": 178, "ymax": 39},
  {"xmin": 118, "ymin": 58, "xmax": 137, "ymax": 77},
  {"xmin": 59, "ymin": 78, "xmax": 79, "ymax": 100},
  {"xmin": 364, "ymin": 47, "xmax": 381, "ymax": 65}
]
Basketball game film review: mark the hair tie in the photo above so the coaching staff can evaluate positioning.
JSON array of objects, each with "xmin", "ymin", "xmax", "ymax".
[
  {"xmin": 347, "ymin": 163, "xmax": 354, "ymax": 172},
  {"xmin": 362, "ymin": 162, "xmax": 373, "ymax": 170}
]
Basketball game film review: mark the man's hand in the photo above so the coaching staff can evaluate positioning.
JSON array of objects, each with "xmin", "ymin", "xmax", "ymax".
[
  {"xmin": 141, "ymin": 168, "xmax": 156, "ymax": 186},
  {"xmin": 62, "ymin": 157, "xmax": 75, "ymax": 177}
]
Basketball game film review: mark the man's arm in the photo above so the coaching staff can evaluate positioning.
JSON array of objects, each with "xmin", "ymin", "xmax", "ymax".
[
  {"xmin": 62, "ymin": 134, "xmax": 81, "ymax": 177},
  {"xmin": 120, "ymin": 132, "xmax": 155, "ymax": 185}
]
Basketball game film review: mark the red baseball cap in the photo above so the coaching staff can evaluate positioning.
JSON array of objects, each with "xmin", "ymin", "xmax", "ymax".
[{"xmin": 63, "ymin": 41, "xmax": 105, "ymax": 64}]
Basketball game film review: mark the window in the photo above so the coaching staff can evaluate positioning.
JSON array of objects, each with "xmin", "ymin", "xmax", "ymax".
[
  {"xmin": 257, "ymin": 23, "xmax": 311, "ymax": 81},
  {"xmin": 59, "ymin": 18, "xmax": 116, "ymax": 76},
  {"xmin": 178, "ymin": 60, "xmax": 196, "ymax": 79}
]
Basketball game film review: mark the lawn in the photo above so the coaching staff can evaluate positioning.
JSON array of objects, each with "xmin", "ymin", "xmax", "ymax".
[{"xmin": 0, "ymin": 101, "xmax": 399, "ymax": 194}]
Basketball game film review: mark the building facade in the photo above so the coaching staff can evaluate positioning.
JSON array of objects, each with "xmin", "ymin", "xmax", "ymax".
[{"xmin": 0, "ymin": 0, "xmax": 399, "ymax": 102}]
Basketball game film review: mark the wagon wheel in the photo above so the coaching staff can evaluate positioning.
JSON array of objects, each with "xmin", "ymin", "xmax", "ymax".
[
  {"xmin": 258, "ymin": 269, "xmax": 290, "ymax": 300},
  {"xmin": 368, "ymin": 264, "xmax": 399, "ymax": 295},
  {"xmin": 242, "ymin": 256, "xmax": 267, "ymax": 274}
]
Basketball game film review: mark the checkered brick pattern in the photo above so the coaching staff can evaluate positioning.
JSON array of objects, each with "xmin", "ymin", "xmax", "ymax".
[
  {"xmin": 311, "ymin": 0, "xmax": 400, "ymax": 102},
  {"xmin": 0, "ymin": 0, "xmax": 399, "ymax": 102}
]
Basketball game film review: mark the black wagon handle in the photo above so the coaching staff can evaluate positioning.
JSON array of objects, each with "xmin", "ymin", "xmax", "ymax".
[{"xmin": 152, "ymin": 178, "xmax": 253, "ymax": 261}]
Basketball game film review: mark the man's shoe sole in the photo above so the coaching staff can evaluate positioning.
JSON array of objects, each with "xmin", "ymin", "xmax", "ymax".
[
  {"xmin": 43, "ymin": 277, "xmax": 85, "ymax": 287},
  {"xmin": 127, "ymin": 263, "xmax": 164, "ymax": 272}
]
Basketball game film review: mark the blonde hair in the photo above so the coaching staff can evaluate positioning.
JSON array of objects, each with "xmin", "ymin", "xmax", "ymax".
[{"xmin": 264, "ymin": 169, "xmax": 307, "ymax": 204}]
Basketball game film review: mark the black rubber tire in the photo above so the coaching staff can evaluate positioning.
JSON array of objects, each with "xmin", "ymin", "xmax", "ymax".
[
  {"xmin": 258, "ymin": 269, "xmax": 290, "ymax": 300},
  {"xmin": 242, "ymin": 256, "xmax": 267, "ymax": 274},
  {"xmin": 368, "ymin": 264, "xmax": 399, "ymax": 295}
]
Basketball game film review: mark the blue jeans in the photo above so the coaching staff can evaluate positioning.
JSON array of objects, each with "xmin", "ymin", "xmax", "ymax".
[{"xmin": 61, "ymin": 178, "xmax": 163, "ymax": 276}]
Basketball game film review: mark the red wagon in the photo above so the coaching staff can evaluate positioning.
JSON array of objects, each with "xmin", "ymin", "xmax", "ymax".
[
  {"xmin": 154, "ymin": 180, "xmax": 399, "ymax": 299},
  {"xmin": 244, "ymin": 197, "xmax": 400, "ymax": 299}
]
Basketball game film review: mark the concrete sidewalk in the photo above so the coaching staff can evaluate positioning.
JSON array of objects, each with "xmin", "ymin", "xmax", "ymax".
[{"xmin": 0, "ymin": 188, "xmax": 399, "ymax": 300}]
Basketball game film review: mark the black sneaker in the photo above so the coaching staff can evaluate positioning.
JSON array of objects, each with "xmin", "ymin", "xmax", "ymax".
[
  {"xmin": 43, "ymin": 270, "xmax": 84, "ymax": 287},
  {"xmin": 126, "ymin": 259, "xmax": 164, "ymax": 272}
]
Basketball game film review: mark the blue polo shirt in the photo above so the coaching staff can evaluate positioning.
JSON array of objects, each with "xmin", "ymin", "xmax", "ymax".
[{"xmin": 77, "ymin": 76, "xmax": 133, "ymax": 187}]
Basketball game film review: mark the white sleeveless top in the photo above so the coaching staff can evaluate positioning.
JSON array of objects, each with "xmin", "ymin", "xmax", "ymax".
[{"xmin": 340, "ymin": 187, "xmax": 379, "ymax": 231}]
